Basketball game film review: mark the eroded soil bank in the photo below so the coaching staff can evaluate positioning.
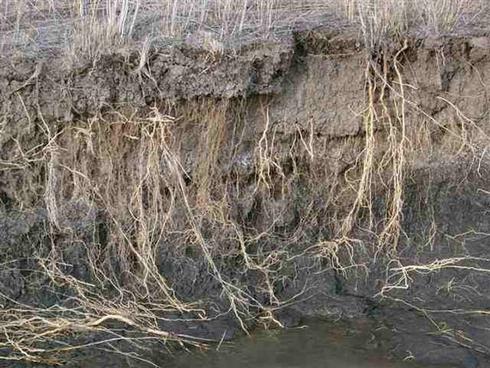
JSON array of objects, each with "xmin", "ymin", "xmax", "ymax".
[{"xmin": 1, "ymin": 26, "xmax": 489, "ymax": 367}]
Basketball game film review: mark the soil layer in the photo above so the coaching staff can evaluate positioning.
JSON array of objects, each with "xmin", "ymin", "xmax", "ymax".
[{"xmin": 1, "ymin": 27, "xmax": 489, "ymax": 367}]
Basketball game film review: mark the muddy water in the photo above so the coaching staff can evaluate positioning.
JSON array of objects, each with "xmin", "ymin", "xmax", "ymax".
[{"xmin": 166, "ymin": 319, "xmax": 426, "ymax": 368}]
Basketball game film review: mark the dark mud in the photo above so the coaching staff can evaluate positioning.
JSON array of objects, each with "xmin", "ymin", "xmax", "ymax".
[{"xmin": 1, "ymin": 26, "xmax": 489, "ymax": 367}]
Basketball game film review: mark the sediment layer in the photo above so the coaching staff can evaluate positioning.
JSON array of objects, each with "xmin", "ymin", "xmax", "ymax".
[{"xmin": 1, "ymin": 28, "xmax": 489, "ymax": 367}]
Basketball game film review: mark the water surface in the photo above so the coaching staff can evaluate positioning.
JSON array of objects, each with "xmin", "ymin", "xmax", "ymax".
[{"xmin": 167, "ymin": 319, "xmax": 425, "ymax": 368}]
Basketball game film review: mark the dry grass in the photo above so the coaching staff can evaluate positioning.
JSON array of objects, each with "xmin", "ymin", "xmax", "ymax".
[
  {"xmin": 0, "ymin": 0, "xmax": 324, "ymax": 57},
  {"xmin": 0, "ymin": 0, "xmax": 485, "ymax": 57},
  {"xmin": 346, "ymin": 0, "xmax": 484, "ymax": 47}
]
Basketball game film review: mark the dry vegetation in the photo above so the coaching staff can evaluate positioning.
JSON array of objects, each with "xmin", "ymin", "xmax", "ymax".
[
  {"xmin": 0, "ymin": 0, "xmax": 489, "ymax": 365},
  {"xmin": 0, "ymin": 0, "xmax": 486, "ymax": 57}
]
